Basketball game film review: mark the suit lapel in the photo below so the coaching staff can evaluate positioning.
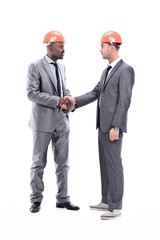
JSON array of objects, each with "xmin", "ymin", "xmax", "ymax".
[
  {"xmin": 42, "ymin": 57, "xmax": 58, "ymax": 94},
  {"xmin": 103, "ymin": 59, "xmax": 123, "ymax": 88}
]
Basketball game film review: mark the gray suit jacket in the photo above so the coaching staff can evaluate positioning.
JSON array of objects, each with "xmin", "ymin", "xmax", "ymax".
[
  {"xmin": 27, "ymin": 56, "xmax": 71, "ymax": 133},
  {"xmin": 75, "ymin": 60, "xmax": 135, "ymax": 133}
]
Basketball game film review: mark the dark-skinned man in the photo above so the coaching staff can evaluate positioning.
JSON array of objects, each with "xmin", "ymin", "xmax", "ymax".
[{"xmin": 27, "ymin": 30, "xmax": 79, "ymax": 213}]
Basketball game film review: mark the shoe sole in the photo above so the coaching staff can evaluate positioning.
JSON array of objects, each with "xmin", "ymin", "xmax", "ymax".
[
  {"xmin": 56, "ymin": 205, "xmax": 65, "ymax": 208},
  {"xmin": 90, "ymin": 207, "xmax": 108, "ymax": 211},
  {"xmin": 56, "ymin": 205, "xmax": 80, "ymax": 210},
  {"xmin": 101, "ymin": 214, "xmax": 121, "ymax": 220}
]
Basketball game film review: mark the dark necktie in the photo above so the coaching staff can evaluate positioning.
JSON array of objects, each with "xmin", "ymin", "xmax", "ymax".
[
  {"xmin": 103, "ymin": 65, "xmax": 112, "ymax": 86},
  {"xmin": 53, "ymin": 62, "xmax": 61, "ymax": 96}
]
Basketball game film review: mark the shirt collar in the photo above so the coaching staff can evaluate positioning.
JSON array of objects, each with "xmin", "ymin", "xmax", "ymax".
[
  {"xmin": 45, "ymin": 55, "xmax": 56, "ymax": 64},
  {"xmin": 108, "ymin": 57, "xmax": 121, "ymax": 69}
]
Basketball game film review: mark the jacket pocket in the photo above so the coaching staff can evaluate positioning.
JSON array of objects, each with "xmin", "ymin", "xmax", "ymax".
[
  {"xmin": 33, "ymin": 106, "xmax": 47, "ymax": 113},
  {"xmin": 101, "ymin": 106, "xmax": 116, "ymax": 112},
  {"xmin": 108, "ymin": 107, "xmax": 116, "ymax": 112}
]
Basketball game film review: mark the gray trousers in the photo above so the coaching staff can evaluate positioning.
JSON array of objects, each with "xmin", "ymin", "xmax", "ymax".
[
  {"xmin": 30, "ymin": 120, "xmax": 70, "ymax": 204},
  {"xmin": 98, "ymin": 129, "xmax": 124, "ymax": 210}
]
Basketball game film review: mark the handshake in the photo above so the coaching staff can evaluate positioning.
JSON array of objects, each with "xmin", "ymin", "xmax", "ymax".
[{"xmin": 59, "ymin": 96, "xmax": 76, "ymax": 114}]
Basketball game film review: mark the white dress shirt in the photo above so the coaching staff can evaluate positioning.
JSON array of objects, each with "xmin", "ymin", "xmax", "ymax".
[{"xmin": 107, "ymin": 57, "xmax": 121, "ymax": 77}]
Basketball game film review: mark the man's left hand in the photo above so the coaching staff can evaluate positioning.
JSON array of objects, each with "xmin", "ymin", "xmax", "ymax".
[{"xmin": 109, "ymin": 128, "xmax": 119, "ymax": 141}]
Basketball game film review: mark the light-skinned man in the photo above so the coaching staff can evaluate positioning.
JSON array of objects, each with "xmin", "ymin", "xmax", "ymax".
[{"xmin": 64, "ymin": 31, "xmax": 135, "ymax": 220}]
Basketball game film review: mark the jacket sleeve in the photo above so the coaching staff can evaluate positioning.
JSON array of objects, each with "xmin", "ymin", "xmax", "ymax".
[
  {"xmin": 112, "ymin": 66, "xmax": 135, "ymax": 128},
  {"xmin": 75, "ymin": 81, "xmax": 100, "ymax": 108},
  {"xmin": 26, "ymin": 63, "xmax": 59, "ymax": 108}
]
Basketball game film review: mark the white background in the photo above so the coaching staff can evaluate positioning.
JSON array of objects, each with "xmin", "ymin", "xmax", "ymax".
[{"xmin": 0, "ymin": 0, "xmax": 160, "ymax": 239}]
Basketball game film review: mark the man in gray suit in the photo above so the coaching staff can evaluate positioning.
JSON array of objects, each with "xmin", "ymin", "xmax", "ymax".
[
  {"xmin": 27, "ymin": 30, "xmax": 79, "ymax": 213},
  {"xmin": 64, "ymin": 31, "xmax": 134, "ymax": 219}
]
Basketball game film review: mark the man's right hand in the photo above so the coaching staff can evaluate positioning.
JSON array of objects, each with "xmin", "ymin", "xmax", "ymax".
[
  {"xmin": 64, "ymin": 96, "xmax": 76, "ymax": 105},
  {"xmin": 59, "ymin": 97, "xmax": 75, "ymax": 113}
]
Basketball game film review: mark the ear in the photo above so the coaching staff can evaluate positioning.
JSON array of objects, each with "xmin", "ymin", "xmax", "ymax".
[
  {"xmin": 49, "ymin": 43, "xmax": 55, "ymax": 50},
  {"xmin": 110, "ymin": 45, "xmax": 115, "ymax": 52}
]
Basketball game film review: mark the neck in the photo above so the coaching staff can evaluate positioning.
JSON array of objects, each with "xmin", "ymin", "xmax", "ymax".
[
  {"xmin": 47, "ymin": 53, "xmax": 57, "ymax": 62},
  {"xmin": 108, "ymin": 53, "xmax": 119, "ymax": 64}
]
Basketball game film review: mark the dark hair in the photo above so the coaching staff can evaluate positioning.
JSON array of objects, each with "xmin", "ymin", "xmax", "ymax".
[{"xmin": 109, "ymin": 42, "xmax": 121, "ymax": 50}]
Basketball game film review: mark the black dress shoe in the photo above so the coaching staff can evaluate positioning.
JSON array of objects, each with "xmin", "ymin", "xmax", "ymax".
[
  {"xmin": 56, "ymin": 202, "xmax": 80, "ymax": 211},
  {"xmin": 30, "ymin": 202, "xmax": 41, "ymax": 213}
]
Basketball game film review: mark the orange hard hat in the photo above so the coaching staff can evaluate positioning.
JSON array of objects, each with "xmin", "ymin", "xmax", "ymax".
[
  {"xmin": 43, "ymin": 30, "xmax": 65, "ymax": 44},
  {"xmin": 101, "ymin": 31, "xmax": 122, "ymax": 44}
]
